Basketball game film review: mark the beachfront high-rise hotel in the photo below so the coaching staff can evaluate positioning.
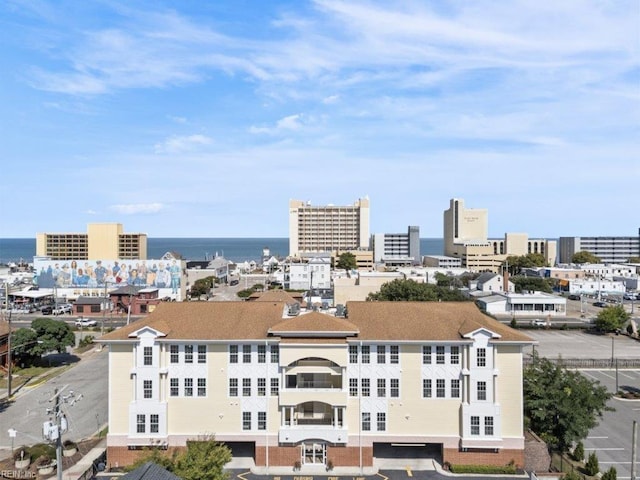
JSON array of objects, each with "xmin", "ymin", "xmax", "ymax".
[
  {"xmin": 289, "ymin": 198, "xmax": 370, "ymax": 257},
  {"xmin": 36, "ymin": 223, "xmax": 147, "ymax": 260}
]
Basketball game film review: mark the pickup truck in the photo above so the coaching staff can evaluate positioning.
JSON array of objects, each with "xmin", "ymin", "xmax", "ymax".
[
  {"xmin": 75, "ymin": 318, "xmax": 98, "ymax": 328},
  {"xmin": 53, "ymin": 304, "xmax": 72, "ymax": 315}
]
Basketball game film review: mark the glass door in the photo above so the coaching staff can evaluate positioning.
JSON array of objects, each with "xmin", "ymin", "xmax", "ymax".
[{"xmin": 301, "ymin": 442, "xmax": 326, "ymax": 465}]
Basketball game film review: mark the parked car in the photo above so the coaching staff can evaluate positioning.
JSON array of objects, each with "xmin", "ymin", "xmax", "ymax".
[
  {"xmin": 593, "ymin": 301, "xmax": 608, "ymax": 308},
  {"xmin": 41, "ymin": 305, "xmax": 53, "ymax": 315},
  {"xmin": 75, "ymin": 318, "xmax": 98, "ymax": 328},
  {"xmin": 53, "ymin": 304, "xmax": 72, "ymax": 315},
  {"xmin": 530, "ymin": 319, "xmax": 547, "ymax": 327},
  {"xmin": 567, "ymin": 294, "xmax": 581, "ymax": 301}
]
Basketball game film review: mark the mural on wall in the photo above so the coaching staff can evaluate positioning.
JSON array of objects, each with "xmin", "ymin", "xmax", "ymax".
[{"xmin": 33, "ymin": 258, "xmax": 184, "ymax": 299}]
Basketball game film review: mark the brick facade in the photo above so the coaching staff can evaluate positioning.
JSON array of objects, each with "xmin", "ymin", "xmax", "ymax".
[
  {"xmin": 106, "ymin": 446, "xmax": 185, "ymax": 469},
  {"xmin": 255, "ymin": 445, "xmax": 373, "ymax": 467},
  {"xmin": 443, "ymin": 448, "xmax": 524, "ymax": 469}
]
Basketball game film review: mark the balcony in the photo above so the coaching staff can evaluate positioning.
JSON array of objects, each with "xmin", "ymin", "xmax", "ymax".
[{"xmin": 279, "ymin": 407, "xmax": 348, "ymax": 444}]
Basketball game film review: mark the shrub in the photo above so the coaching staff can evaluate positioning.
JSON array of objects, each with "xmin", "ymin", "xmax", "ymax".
[
  {"xmin": 572, "ymin": 440, "xmax": 584, "ymax": 462},
  {"xmin": 79, "ymin": 335, "xmax": 94, "ymax": 348},
  {"xmin": 28, "ymin": 443, "xmax": 55, "ymax": 461},
  {"xmin": 510, "ymin": 318, "xmax": 517, "ymax": 328},
  {"xmin": 602, "ymin": 467, "xmax": 617, "ymax": 480},
  {"xmin": 562, "ymin": 472, "xmax": 581, "ymax": 480},
  {"xmin": 585, "ymin": 452, "xmax": 599, "ymax": 476},
  {"xmin": 63, "ymin": 439, "xmax": 77, "ymax": 449},
  {"xmin": 449, "ymin": 464, "xmax": 517, "ymax": 474}
]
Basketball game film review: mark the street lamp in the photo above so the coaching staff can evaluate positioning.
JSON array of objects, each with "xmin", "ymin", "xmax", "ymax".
[{"xmin": 6, "ymin": 339, "xmax": 43, "ymax": 399}]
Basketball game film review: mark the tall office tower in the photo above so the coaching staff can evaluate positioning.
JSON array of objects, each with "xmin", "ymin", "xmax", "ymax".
[
  {"xmin": 443, "ymin": 198, "xmax": 488, "ymax": 256},
  {"xmin": 36, "ymin": 223, "xmax": 148, "ymax": 260},
  {"xmin": 558, "ymin": 229, "xmax": 640, "ymax": 264},
  {"xmin": 289, "ymin": 198, "xmax": 370, "ymax": 256}
]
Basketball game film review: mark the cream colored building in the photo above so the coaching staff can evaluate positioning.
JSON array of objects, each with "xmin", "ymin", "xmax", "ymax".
[
  {"xmin": 289, "ymin": 198, "xmax": 370, "ymax": 257},
  {"xmin": 36, "ymin": 223, "xmax": 147, "ymax": 260},
  {"xmin": 443, "ymin": 199, "xmax": 556, "ymax": 272},
  {"xmin": 99, "ymin": 300, "xmax": 533, "ymax": 470}
]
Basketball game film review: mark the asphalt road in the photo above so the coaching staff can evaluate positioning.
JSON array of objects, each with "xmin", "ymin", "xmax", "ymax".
[{"xmin": 0, "ymin": 348, "xmax": 108, "ymax": 458}]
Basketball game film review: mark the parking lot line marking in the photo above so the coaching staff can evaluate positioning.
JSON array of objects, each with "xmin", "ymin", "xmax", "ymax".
[
  {"xmin": 586, "ymin": 436, "xmax": 609, "ymax": 439},
  {"xmin": 584, "ymin": 447, "xmax": 624, "ymax": 451}
]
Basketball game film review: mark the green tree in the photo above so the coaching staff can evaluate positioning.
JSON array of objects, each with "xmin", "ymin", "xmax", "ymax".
[
  {"xmin": 335, "ymin": 252, "xmax": 357, "ymax": 270},
  {"xmin": 10, "ymin": 328, "xmax": 40, "ymax": 365},
  {"xmin": 30, "ymin": 318, "xmax": 75, "ymax": 354},
  {"xmin": 190, "ymin": 276, "xmax": 217, "ymax": 297},
  {"xmin": 524, "ymin": 353, "xmax": 612, "ymax": 452},
  {"xmin": 585, "ymin": 452, "xmax": 600, "ymax": 475},
  {"xmin": 561, "ymin": 472, "xmax": 581, "ymax": 480},
  {"xmin": 511, "ymin": 276, "xmax": 553, "ymax": 294},
  {"xmin": 602, "ymin": 466, "xmax": 617, "ymax": 480},
  {"xmin": 504, "ymin": 253, "xmax": 548, "ymax": 275},
  {"xmin": 367, "ymin": 279, "xmax": 468, "ymax": 302},
  {"xmin": 572, "ymin": 251, "xmax": 601, "ymax": 264},
  {"xmin": 595, "ymin": 305, "xmax": 630, "ymax": 332},
  {"xmin": 174, "ymin": 439, "xmax": 232, "ymax": 480},
  {"xmin": 572, "ymin": 440, "xmax": 584, "ymax": 461}
]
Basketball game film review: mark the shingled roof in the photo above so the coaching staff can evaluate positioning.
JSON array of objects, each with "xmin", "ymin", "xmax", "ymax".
[{"xmin": 98, "ymin": 300, "xmax": 533, "ymax": 343}]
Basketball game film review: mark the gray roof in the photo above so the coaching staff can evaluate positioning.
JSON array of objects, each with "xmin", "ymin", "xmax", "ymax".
[{"xmin": 121, "ymin": 462, "xmax": 181, "ymax": 480}]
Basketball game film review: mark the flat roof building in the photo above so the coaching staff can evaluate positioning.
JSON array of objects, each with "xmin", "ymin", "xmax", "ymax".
[
  {"xmin": 36, "ymin": 223, "xmax": 147, "ymax": 260},
  {"xmin": 371, "ymin": 226, "xmax": 420, "ymax": 266},
  {"xmin": 289, "ymin": 198, "xmax": 370, "ymax": 257},
  {"xmin": 558, "ymin": 231, "xmax": 640, "ymax": 264}
]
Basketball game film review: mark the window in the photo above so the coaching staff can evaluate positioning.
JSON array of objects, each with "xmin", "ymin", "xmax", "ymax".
[
  {"xmin": 377, "ymin": 378, "xmax": 386, "ymax": 397},
  {"xmin": 377, "ymin": 412, "xmax": 386, "ymax": 431},
  {"xmin": 143, "ymin": 380, "xmax": 152, "ymax": 399},
  {"xmin": 423, "ymin": 379, "xmax": 432, "ymax": 398},
  {"xmin": 361, "ymin": 345, "xmax": 370, "ymax": 364},
  {"xmin": 436, "ymin": 346, "xmax": 445, "ymax": 364},
  {"xmin": 450, "ymin": 346, "xmax": 460, "ymax": 365},
  {"xmin": 436, "ymin": 379, "xmax": 445, "ymax": 398},
  {"xmin": 184, "ymin": 345, "xmax": 193, "ymax": 364},
  {"xmin": 451, "ymin": 379, "xmax": 460, "ymax": 398},
  {"xmin": 184, "ymin": 378, "xmax": 193, "ymax": 397},
  {"xmin": 243, "ymin": 345, "xmax": 251, "ymax": 363},
  {"xmin": 150, "ymin": 414, "xmax": 159, "ymax": 433},
  {"xmin": 349, "ymin": 345, "xmax": 358, "ymax": 363},
  {"xmin": 484, "ymin": 416, "xmax": 494, "ymax": 436},
  {"xmin": 143, "ymin": 347, "xmax": 153, "ymax": 366},
  {"xmin": 242, "ymin": 412, "xmax": 251, "ymax": 431},
  {"xmin": 361, "ymin": 378, "xmax": 370, "ymax": 397},
  {"xmin": 258, "ymin": 378, "xmax": 266, "ymax": 396},
  {"xmin": 270, "ymin": 345, "xmax": 279, "ymax": 363},
  {"xmin": 170, "ymin": 378, "xmax": 179, "ymax": 397},
  {"xmin": 476, "ymin": 348, "xmax": 486, "ymax": 367},
  {"xmin": 270, "ymin": 378, "xmax": 279, "ymax": 396},
  {"xmin": 477, "ymin": 381, "xmax": 486, "ymax": 401},
  {"xmin": 170, "ymin": 345, "xmax": 179, "ymax": 364},
  {"xmin": 390, "ymin": 378, "xmax": 399, "ymax": 398},
  {"xmin": 243, "ymin": 378, "xmax": 251, "ymax": 396},
  {"xmin": 471, "ymin": 416, "xmax": 480, "ymax": 435},
  {"xmin": 349, "ymin": 378, "xmax": 358, "ymax": 396},
  {"xmin": 390, "ymin": 345, "xmax": 399, "ymax": 364},
  {"xmin": 362, "ymin": 412, "xmax": 371, "ymax": 431},
  {"xmin": 198, "ymin": 378, "xmax": 206, "ymax": 396},
  {"xmin": 258, "ymin": 345, "xmax": 266, "ymax": 363},
  {"xmin": 136, "ymin": 414, "xmax": 145, "ymax": 433},
  {"xmin": 197, "ymin": 345, "xmax": 206, "ymax": 363},
  {"xmin": 423, "ymin": 346, "xmax": 432, "ymax": 364},
  {"xmin": 230, "ymin": 345, "xmax": 238, "ymax": 363},
  {"xmin": 229, "ymin": 378, "xmax": 238, "ymax": 397},
  {"xmin": 377, "ymin": 345, "xmax": 386, "ymax": 364},
  {"xmin": 258, "ymin": 412, "xmax": 266, "ymax": 431}
]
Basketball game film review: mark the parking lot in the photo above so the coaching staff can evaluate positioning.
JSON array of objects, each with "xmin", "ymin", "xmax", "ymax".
[{"xmin": 523, "ymin": 329, "xmax": 640, "ymax": 360}]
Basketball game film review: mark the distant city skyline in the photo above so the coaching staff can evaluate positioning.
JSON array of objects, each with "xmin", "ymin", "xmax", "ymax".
[{"xmin": 2, "ymin": 1, "xmax": 638, "ymax": 238}]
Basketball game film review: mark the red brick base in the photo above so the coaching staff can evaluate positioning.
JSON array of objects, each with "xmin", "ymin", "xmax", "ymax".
[
  {"xmin": 255, "ymin": 446, "xmax": 373, "ymax": 467},
  {"xmin": 107, "ymin": 446, "xmax": 184, "ymax": 469},
  {"xmin": 443, "ymin": 448, "xmax": 524, "ymax": 468}
]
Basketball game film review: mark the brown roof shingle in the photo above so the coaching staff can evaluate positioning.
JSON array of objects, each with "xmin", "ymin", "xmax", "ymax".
[{"xmin": 99, "ymin": 300, "xmax": 533, "ymax": 343}]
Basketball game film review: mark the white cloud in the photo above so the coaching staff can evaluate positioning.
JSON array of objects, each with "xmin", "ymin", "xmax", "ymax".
[
  {"xmin": 250, "ymin": 114, "xmax": 306, "ymax": 135},
  {"xmin": 322, "ymin": 94, "xmax": 340, "ymax": 104},
  {"xmin": 109, "ymin": 203, "xmax": 165, "ymax": 215},
  {"xmin": 154, "ymin": 134, "xmax": 213, "ymax": 154},
  {"xmin": 167, "ymin": 115, "xmax": 187, "ymax": 124}
]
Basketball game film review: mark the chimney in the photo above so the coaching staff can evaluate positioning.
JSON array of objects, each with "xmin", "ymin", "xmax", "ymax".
[{"xmin": 503, "ymin": 267, "xmax": 510, "ymax": 293}]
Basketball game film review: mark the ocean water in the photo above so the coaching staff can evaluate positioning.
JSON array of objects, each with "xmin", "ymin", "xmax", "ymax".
[{"xmin": 0, "ymin": 237, "xmax": 444, "ymax": 264}]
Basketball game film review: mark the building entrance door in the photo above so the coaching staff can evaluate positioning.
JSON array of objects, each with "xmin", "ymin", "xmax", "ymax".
[{"xmin": 301, "ymin": 442, "xmax": 326, "ymax": 465}]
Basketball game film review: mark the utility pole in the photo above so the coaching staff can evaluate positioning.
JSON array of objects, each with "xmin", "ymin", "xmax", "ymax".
[
  {"xmin": 54, "ymin": 387, "xmax": 63, "ymax": 480},
  {"xmin": 5, "ymin": 284, "xmax": 13, "ymax": 398},
  {"xmin": 632, "ymin": 420, "xmax": 637, "ymax": 480}
]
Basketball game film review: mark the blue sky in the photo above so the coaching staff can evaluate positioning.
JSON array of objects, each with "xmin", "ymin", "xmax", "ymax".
[{"xmin": 1, "ymin": 0, "xmax": 638, "ymax": 238}]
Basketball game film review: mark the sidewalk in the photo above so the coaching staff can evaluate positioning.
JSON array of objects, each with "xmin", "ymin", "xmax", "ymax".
[{"xmin": 59, "ymin": 438, "xmax": 107, "ymax": 480}]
